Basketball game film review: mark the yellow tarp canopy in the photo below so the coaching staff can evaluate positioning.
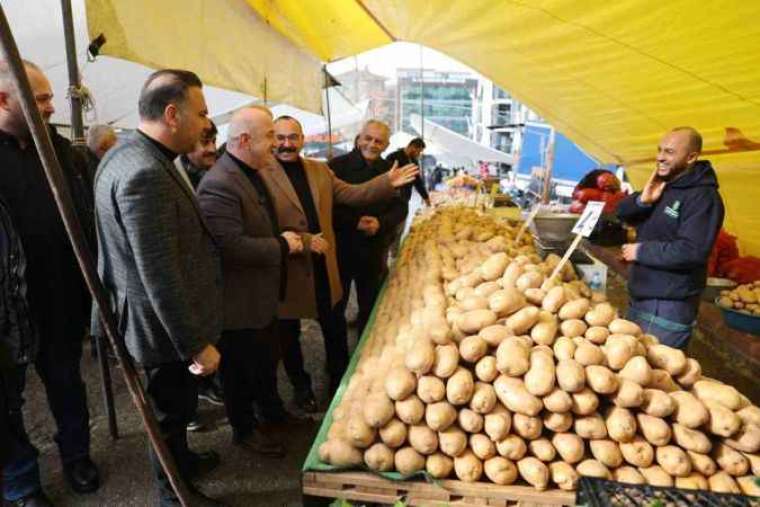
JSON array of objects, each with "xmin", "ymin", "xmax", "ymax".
[{"xmin": 86, "ymin": 0, "xmax": 760, "ymax": 255}]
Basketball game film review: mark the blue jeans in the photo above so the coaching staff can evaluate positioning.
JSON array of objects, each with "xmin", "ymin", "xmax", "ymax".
[
  {"xmin": 627, "ymin": 296, "xmax": 701, "ymax": 349},
  {"xmin": 2, "ymin": 336, "xmax": 90, "ymax": 501}
]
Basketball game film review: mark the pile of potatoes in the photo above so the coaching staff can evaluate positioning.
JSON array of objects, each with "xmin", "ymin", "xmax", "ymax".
[
  {"xmin": 718, "ymin": 282, "xmax": 760, "ymax": 316},
  {"xmin": 319, "ymin": 207, "xmax": 760, "ymax": 496}
]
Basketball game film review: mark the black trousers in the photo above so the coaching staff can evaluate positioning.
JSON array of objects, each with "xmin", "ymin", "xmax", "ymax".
[
  {"xmin": 144, "ymin": 362, "xmax": 198, "ymax": 505},
  {"xmin": 217, "ymin": 323, "xmax": 283, "ymax": 434},
  {"xmin": 280, "ymin": 302, "xmax": 349, "ymax": 395},
  {"xmin": 336, "ymin": 241, "xmax": 387, "ymax": 337}
]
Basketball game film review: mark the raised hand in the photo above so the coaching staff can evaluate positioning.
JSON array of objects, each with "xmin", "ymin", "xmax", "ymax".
[
  {"xmin": 640, "ymin": 167, "xmax": 666, "ymax": 204},
  {"xmin": 387, "ymin": 161, "xmax": 419, "ymax": 188}
]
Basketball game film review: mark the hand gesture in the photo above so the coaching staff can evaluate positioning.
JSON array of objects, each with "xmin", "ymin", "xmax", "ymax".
[
  {"xmin": 640, "ymin": 167, "xmax": 666, "ymax": 204},
  {"xmin": 387, "ymin": 161, "xmax": 419, "ymax": 188},
  {"xmin": 621, "ymin": 243, "xmax": 640, "ymax": 262},
  {"xmin": 189, "ymin": 344, "xmax": 220, "ymax": 376},
  {"xmin": 281, "ymin": 231, "xmax": 304, "ymax": 254},
  {"xmin": 357, "ymin": 216, "xmax": 380, "ymax": 236},
  {"xmin": 310, "ymin": 234, "xmax": 330, "ymax": 255}
]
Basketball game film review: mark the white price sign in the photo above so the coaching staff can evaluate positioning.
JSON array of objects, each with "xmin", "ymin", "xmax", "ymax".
[{"xmin": 572, "ymin": 201, "xmax": 605, "ymax": 238}]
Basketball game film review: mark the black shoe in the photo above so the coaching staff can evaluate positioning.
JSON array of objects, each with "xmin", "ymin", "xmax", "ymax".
[
  {"xmin": 198, "ymin": 386, "xmax": 224, "ymax": 406},
  {"xmin": 233, "ymin": 429, "xmax": 285, "ymax": 458},
  {"xmin": 187, "ymin": 417, "xmax": 206, "ymax": 432},
  {"xmin": 293, "ymin": 389, "xmax": 318, "ymax": 413},
  {"xmin": 6, "ymin": 491, "xmax": 53, "ymax": 507},
  {"xmin": 187, "ymin": 450, "xmax": 221, "ymax": 480},
  {"xmin": 63, "ymin": 457, "xmax": 100, "ymax": 494}
]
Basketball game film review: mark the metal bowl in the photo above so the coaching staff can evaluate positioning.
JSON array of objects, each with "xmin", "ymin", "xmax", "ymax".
[{"xmin": 531, "ymin": 213, "xmax": 578, "ymax": 244}]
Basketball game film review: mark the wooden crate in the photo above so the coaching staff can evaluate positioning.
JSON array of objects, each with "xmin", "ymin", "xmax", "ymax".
[{"xmin": 303, "ymin": 471, "xmax": 575, "ymax": 507}]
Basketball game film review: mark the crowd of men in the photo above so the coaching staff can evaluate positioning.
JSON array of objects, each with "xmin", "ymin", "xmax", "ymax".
[
  {"xmin": 0, "ymin": 60, "xmax": 723, "ymax": 507},
  {"xmin": 0, "ymin": 62, "xmax": 423, "ymax": 507}
]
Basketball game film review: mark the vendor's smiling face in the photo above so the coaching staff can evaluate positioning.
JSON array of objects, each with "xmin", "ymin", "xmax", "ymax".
[
  {"xmin": 357, "ymin": 122, "xmax": 389, "ymax": 162},
  {"xmin": 656, "ymin": 130, "xmax": 699, "ymax": 181}
]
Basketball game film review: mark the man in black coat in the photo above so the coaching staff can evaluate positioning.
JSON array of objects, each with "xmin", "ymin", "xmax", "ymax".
[
  {"xmin": 0, "ymin": 60, "xmax": 98, "ymax": 506},
  {"xmin": 329, "ymin": 120, "xmax": 408, "ymax": 336},
  {"xmin": 617, "ymin": 127, "xmax": 724, "ymax": 349}
]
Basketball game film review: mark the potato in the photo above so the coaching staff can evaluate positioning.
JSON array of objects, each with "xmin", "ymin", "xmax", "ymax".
[
  {"xmin": 585, "ymin": 365, "xmax": 619, "ymax": 395},
  {"xmin": 528, "ymin": 438, "xmax": 556, "ymax": 462},
  {"xmin": 417, "ymin": 376, "xmax": 446, "ymax": 404},
  {"xmin": 545, "ymin": 411, "xmax": 574, "ymax": 433},
  {"xmin": 574, "ymin": 342, "xmax": 605, "ymax": 366},
  {"xmin": 454, "ymin": 450, "xmax": 483, "ymax": 482},
  {"xmin": 496, "ymin": 435, "xmax": 527, "ymax": 460},
  {"xmin": 543, "ymin": 388, "xmax": 573, "ymax": 413},
  {"xmin": 425, "ymin": 401, "xmax": 457, "ymax": 432},
  {"xmin": 571, "ymin": 388, "xmax": 599, "ymax": 416},
  {"xmin": 605, "ymin": 407, "xmax": 637, "ymax": 443},
  {"xmin": 552, "ymin": 433, "xmax": 585, "ymax": 464},
  {"xmin": 612, "ymin": 380, "xmax": 644, "ymax": 408},
  {"xmin": 478, "ymin": 324, "xmax": 510, "ymax": 347},
  {"xmin": 620, "ymin": 436, "xmax": 654, "ymax": 467},
  {"xmin": 670, "ymin": 391, "xmax": 709, "ymax": 428},
  {"xmin": 446, "ymin": 367, "xmax": 475, "ymax": 406},
  {"xmin": 501, "ymin": 262, "xmax": 524, "ymax": 288},
  {"xmin": 524, "ymin": 288, "xmax": 547, "ymax": 306},
  {"xmin": 493, "ymin": 375, "xmax": 543, "ymax": 416},
  {"xmin": 506, "ymin": 306, "xmax": 540, "ymax": 335},
  {"xmin": 708, "ymin": 471, "xmax": 741, "ymax": 493},
  {"xmin": 744, "ymin": 451, "xmax": 760, "ymax": 475},
  {"xmin": 542, "ymin": 286, "xmax": 566, "ymax": 313},
  {"xmin": 590, "ymin": 439, "xmax": 623, "ymax": 468},
  {"xmin": 516, "ymin": 271, "xmax": 544, "ymax": 292},
  {"xmin": 470, "ymin": 382, "xmax": 497, "ymax": 414},
  {"xmin": 458, "ymin": 408, "xmax": 484, "ymax": 433},
  {"xmin": 513, "ymin": 413, "xmax": 543, "ymax": 440},
  {"xmin": 575, "ymin": 413, "xmax": 608, "ymax": 439},
  {"xmin": 555, "ymin": 359, "xmax": 586, "ymax": 394},
  {"xmin": 724, "ymin": 424, "xmax": 760, "ymax": 454},
  {"xmin": 489, "ymin": 288, "xmax": 526, "ymax": 316},
  {"xmin": 426, "ymin": 453, "xmax": 454, "ymax": 479},
  {"xmin": 558, "ymin": 298, "xmax": 591, "ymax": 320},
  {"xmin": 525, "ymin": 349, "xmax": 556, "ymax": 396},
  {"xmin": 496, "ymin": 337, "xmax": 531, "ymax": 376},
  {"xmin": 459, "ymin": 335, "xmax": 488, "ymax": 364},
  {"xmin": 363, "ymin": 394, "xmax": 395, "ymax": 428},
  {"xmin": 712, "ymin": 443, "xmax": 749, "ymax": 477},
  {"xmin": 639, "ymin": 465, "xmax": 673, "ymax": 487},
  {"xmin": 550, "ymin": 461, "xmax": 579, "ymax": 491},
  {"xmin": 385, "ymin": 367, "xmax": 417, "ymax": 401},
  {"xmin": 432, "ymin": 344, "xmax": 460, "ymax": 379},
  {"xmin": 585, "ymin": 302, "xmax": 616, "ymax": 327},
  {"xmin": 560, "ymin": 319, "xmax": 588, "ymax": 338},
  {"xmin": 395, "ymin": 446, "xmax": 425, "ymax": 475},
  {"xmin": 704, "ymin": 400, "xmax": 742, "ymax": 438},
  {"xmin": 675, "ymin": 472, "xmax": 708, "ymax": 490},
  {"xmin": 405, "ymin": 338, "xmax": 436, "ymax": 375},
  {"xmin": 576, "ymin": 459, "xmax": 612, "ymax": 481},
  {"xmin": 737, "ymin": 475, "xmax": 760, "ymax": 496},
  {"xmin": 347, "ymin": 416, "xmax": 377, "ymax": 448},
  {"xmin": 484, "ymin": 412, "xmax": 512, "ymax": 442},
  {"xmin": 672, "ymin": 424, "xmax": 712, "ymax": 454},
  {"xmin": 470, "ymin": 434, "xmax": 497, "ymax": 460},
  {"xmin": 619, "ymin": 356, "xmax": 653, "ymax": 386},
  {"xmin": 395, "ymin": 394, "xmax": 425, "ymax": 425},
  {"xmin": 640, "ymin": 389, "xmax": 676, "ymax": 417},
  {"xmin": 474, "ymin": 281, "xmax": 502, "ymax": 298},
  {"xmin": 364, "ymin": 443, "xmax": 395, "ymax": 472},
  {"xmin": 692, "ymin": 380, "xmax": 743, "ymax": 410},
  {"xmin": 531, "ymin": 314, "xmax": 558, "ymax": 346},
  {"xmin": 646, "ymin": 344, "xmax": 687, "ymax": 376},
  {"xmin": 553, "ymin": 336, "xmax": 577, "ymax": 361},
  {"xmin": 585, "ymin": 326, "xmax": 610, "ymax": 345},
  {"xmin": 518, "ymin": 457, "xmax": 549, "ymax": 490},
  {"xmin": 675, "ymin": 358, "xmax": 701, "ymax": 388},
  {"xmin": 474, "ymin": 357, "xmax": 498, "ymax": 384},
  {"xmin": 379, "ymin": 418, "xmax": 407, "ymax": 449},
  {"xmin": 438, "ymin": 426, "xmax": 468, "ymax": 458},
  {"xmin": 319, "ymin": 438, "xmax": 363, "ymax": 466},
  {"xmin": 613, "ymin": 466, "xmax": 646, "ymax": 485},
  {"xmin": 608, "ymin": 318, "xmax": 642, "ymax": 336},
  {"xmin": 479, "ymin": 252, "xmax": 509, "ymax": 281},
  {"xmin": 409, "ymin": 424, "xmax": 438, "ymax": 455},
  {"xmin": 737, "ymin": 405, "xmax": 760, "ymax": 427},
  {"xmin": 604, "ymin": 336, "xmax": 636, "ymax": 370},
  {"xmin": 648, "ymin": 369, "xmax": 679, "ymax": 392},
  {"xmin": 636, "ymin": 414, "xmax": 671, "ymax": 446},
  {"xmin": 687, "ymin": 451, "xmax": 717, "ymax": 476},
  {"xmin": 457, "ymin": 309, "xmax": 498, "ymax": 334},
  {"xmin": 459, "ymin": 295, "xmax": 489, "ymax": 312},
  {"xmin": 656, "ymin": 445, "xmax": 692, "ymax": 477},
  {"xmin": 484, "ymin": 456, "xmax": 518, "ymax": 485}
]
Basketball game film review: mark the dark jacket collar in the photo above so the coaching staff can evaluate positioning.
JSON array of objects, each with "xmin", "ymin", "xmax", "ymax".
[{"xmin": 669, "ymin": 160, "xmax": 719, "ymax": 190}]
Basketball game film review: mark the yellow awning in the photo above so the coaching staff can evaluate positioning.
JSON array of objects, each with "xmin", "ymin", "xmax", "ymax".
[{"xmin": 86, "ymin": 0, "xmax": 760, "ymax": 255}]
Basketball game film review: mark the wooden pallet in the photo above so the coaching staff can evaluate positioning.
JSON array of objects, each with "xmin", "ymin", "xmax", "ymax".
[{"xmin": 303, "ymin": 471, "xmax": 576, "ymax": 507}]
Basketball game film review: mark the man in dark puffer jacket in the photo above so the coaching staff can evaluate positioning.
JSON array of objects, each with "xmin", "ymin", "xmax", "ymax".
[{"xmin": 617, "ymin": 127, "xmax": 724, "ymax": 349}]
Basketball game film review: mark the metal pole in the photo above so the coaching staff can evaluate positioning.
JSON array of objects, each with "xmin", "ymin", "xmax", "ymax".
[
  {"xmin": 324, "ymin": 69, "xmax": 333, "ymax": 160},
  {"xmin": 95, "ymin": 334, "xmax": 119, "ymax": 439},
  {"xmin": 60, "ymin": 0, "xmax": 84, "ymax": 145},
  {"xmin": 419, "ymin": 43, "xmax": 424, "ymax": 139},
  {"xmin": 0, "ymin": 7, "xmax": 191, "ymax": 506},
  {"xmin": 542, "ymin": 127, "xmax": 556, "ymax": 204}
]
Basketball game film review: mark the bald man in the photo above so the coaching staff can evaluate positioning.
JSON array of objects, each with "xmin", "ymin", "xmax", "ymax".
[
  {"xmin": 0, "ymin": 59, "xmax": 98, "ymax": 506},
  {"xmin": 617, "ymin": 127, "xmax": 724, "ymax": 349},
  {"xmin": 198, "ymin": 106, "xmax": 301, "ymax": 458}
]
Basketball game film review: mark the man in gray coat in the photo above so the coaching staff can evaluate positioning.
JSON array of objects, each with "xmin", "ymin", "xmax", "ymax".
[
  {"xmin": 198, "ymin": 106, "xmax": 302, "ymax": 458},
  {"xmin": 93, "ymin": 69, "xmax": 224, "ymax": 507}
]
